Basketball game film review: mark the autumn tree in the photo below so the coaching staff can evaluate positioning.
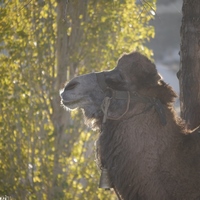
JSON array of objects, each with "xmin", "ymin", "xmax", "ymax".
[{"xmin": 0, "ymin": 0, "xmax": 156, "ymax": 199}]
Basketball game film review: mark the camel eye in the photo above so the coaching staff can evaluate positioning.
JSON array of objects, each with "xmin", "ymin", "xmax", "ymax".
[{"xmin": 65, "ymin": 81, "xmax": 79, "ymax": 91}]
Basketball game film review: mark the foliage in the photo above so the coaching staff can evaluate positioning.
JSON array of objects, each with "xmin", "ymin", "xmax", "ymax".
[
  {"xmin": 0, "ymin": 0, "xmax": 156, "ymax": 199},
  {"xmin": 0, "ymin": 1, "xmax": 57, "ymax": 199},
  {"xmin": 81, "ymin": 0, "xmax": 155, "ymax": 73}
]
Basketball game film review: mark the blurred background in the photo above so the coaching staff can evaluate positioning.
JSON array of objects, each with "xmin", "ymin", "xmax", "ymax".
[{"xmin": 148, "ymin": 0, "xmax": 181, "ymax": 99}]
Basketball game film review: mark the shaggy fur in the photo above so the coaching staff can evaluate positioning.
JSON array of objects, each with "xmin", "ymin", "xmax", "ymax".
[{"xmin": 60, "ymin": 52, "xmax": 200, "ymax": 200}]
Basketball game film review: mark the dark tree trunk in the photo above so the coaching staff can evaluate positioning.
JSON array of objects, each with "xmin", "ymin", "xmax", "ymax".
[{"xmin": 179, "ymin": 0, "xmax": 200, "ymax": 129}]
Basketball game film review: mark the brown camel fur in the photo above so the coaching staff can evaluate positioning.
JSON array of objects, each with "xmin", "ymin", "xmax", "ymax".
[{"xmin": 60, "ymin": 52, "xmax": 200, "ymax": 200}]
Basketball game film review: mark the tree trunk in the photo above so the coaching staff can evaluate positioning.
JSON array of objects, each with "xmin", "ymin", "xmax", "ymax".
[
  {"xmin": 49, "ymin": 1, "xmax": 70, "ymax": 199},
  {"xmin": 49, "ymin": 0, "xmax": 89, "ymax": 198},
  {"xmin": 179, "ymin": 0, "xmax": 200, "ymax": 129}
]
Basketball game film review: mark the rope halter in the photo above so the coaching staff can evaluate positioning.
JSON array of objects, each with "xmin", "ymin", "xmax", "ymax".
[{"xmin": 96, "ymin": 72, "xmax": 167, "ymax": 125}]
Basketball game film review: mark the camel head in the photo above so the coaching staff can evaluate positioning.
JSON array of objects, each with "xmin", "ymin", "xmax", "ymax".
[{"xmin": 60, "ymin": 52, "xmax": 175, "ymax": 127}]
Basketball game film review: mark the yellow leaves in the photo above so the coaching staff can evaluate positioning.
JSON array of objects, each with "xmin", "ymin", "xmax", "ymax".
[
  {"xmin": 83, "ymin": 0, "xmax": 156, "ymax": 73},
  {"xmin": 33, "ymin": 176, "xmax": 42, "ymax": 183},
  {"xmin": 51, "ymin": 146, "xmax": 55, "ymax": 152},
  {"xmin": 52, "ymin": 22, "xmax": 57, "ymax": 31},
  {"xmin": 40, "ymin": 10, "xmax": 48, "ymax": 19},
  {"xmin": 67, "ymin": 27, "xmax": 72, "ymax": 36},
  {"xmin": 101, "ymin": 16, "xmax": 106, "ymax": 23},
  {"xmin": 48, "ymin": 154, "xmax": 54, "ymax": 162}
]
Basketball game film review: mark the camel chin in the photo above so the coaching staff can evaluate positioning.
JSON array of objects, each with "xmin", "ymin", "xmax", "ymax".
[{"xmin": 61, "ymin": 99, "xmax": 80, "ymax": 110}]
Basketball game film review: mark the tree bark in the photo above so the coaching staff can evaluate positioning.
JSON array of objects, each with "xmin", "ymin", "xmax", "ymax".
[
  {"xmin": 179, "ymin": 0, "xmax": 200, "ymax": 129},
  {"xmin": 49, "ymin": 1, "xmax": 70, "ymax": 199},
  {"xmin": 49, "ymin": 0, "xmax": 89, "ymax": 198}
]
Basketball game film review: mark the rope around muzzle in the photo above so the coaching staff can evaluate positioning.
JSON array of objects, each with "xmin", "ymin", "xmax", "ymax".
[{"xmin": 101, "ymin": 91, "xmax": 131, "ymax": 123}]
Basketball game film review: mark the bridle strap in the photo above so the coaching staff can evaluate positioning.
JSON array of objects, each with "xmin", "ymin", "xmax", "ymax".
[
  {"xmin": 96, "ymin": 72, "xmax": 130, "ymax": 100},
  {"xmin": 96, "ymin": 72, "xmax": 167, "ymax": 125},
  {"xmin": 113, "ymin": 90, "xmax": 129, "ymax": 100},
  {"xmin": 101, "ymin": 92, "xmax": 131, "ymax": 123}
]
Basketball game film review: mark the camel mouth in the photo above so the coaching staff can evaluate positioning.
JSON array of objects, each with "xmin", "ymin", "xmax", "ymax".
[
  {"xmin": 61, "ymin": 98, "xmax": 83, "ymax": 109},
  {"xmin": 61, "ymin": 99, "xmax": 79, "ymax": 106}
]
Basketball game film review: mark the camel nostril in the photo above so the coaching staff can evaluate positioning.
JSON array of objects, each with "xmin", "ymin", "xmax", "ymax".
[{"xmin": 64, "ymin": 81, "xmax": 79, "ymax": 91}]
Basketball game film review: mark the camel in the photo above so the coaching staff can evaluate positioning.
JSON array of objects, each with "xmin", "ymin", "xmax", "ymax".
[{"xmin": 60, "ymin": 52, "xmax": 200, "ymax": 200}]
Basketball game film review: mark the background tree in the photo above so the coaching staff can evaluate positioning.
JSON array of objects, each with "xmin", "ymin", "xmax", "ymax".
[
  {"xmin": 179, "ymin": 0, "xmax": 200, "ymax": 130},
  {"xmin": 0, "ymin": 0, "xmax": 156, "ymax": 199}
]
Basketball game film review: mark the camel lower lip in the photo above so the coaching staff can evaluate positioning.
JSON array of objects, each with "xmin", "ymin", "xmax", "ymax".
[
  {"xmin": 61, "ymin": 99, "xmax": 80, "ymax": 107},
  {"xmin": 62, "ymin": 100, "xmax": 74, "ymax": 105}
]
